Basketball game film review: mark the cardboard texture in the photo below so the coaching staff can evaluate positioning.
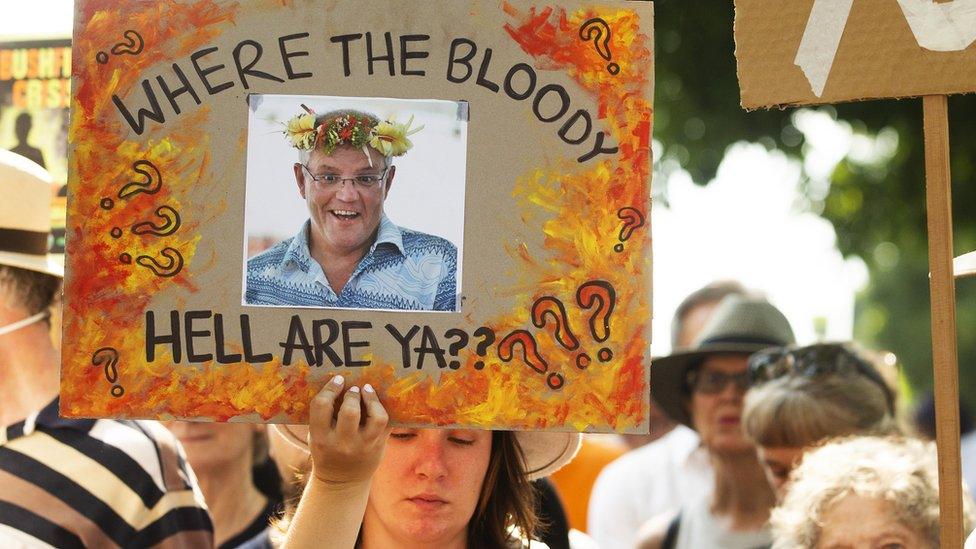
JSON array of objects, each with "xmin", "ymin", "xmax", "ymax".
[
  {"xmin": 62, "ymin": 0, "xmax": 654, "ymax": 432},
  {"xmin": 735, "ymin": 0, "xmax": 976, "ymax": 109}
]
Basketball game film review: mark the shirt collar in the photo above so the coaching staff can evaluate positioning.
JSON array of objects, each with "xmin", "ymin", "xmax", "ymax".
[
  {"xmin": 373, "ymin": 214, "xmax": 405, "ymax": 255},
  {"xmin": 1, "ymin": 397, "xmax": 96, "ymax": 445},
  {"xmin": 282, "ymin": 220, "xmax": 314, "ymax": 272},
  {"xmin": 281, "ymin": 215, "xmax": 405, "ymax": 272}
]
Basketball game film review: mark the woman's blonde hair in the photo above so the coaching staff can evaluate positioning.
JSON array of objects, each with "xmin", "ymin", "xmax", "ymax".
[
  {"xmin": 770, "ymin": 435, "xmax": 975, "ymax": 548},
  {"xmin": 743, "ymin": 365, "xmax": 898, "ymax": 449}
]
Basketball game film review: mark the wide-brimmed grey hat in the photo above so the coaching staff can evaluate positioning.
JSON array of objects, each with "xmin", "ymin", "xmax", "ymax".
[
  {"xmin": 956, "ymin": 251, "xmax": 975, "ymax": 279},
  {"xmin": 651, "ymin": 295, "xmax": 795, "ymax": 428}
]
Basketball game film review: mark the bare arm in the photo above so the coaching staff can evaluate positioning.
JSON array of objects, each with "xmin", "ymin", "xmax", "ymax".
[
  {"xmin": 282, "ymin": 377, "xmax": 390, "ymax": 549},
  {"xmin": 634, "ymin": 510, "xmax": 677, "ymax": 549}
]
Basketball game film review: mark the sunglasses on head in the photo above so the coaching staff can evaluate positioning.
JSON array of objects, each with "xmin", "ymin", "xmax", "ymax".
[{"xmin": 747, "ymin": 343, "xmax": 896, "ymax": 414}]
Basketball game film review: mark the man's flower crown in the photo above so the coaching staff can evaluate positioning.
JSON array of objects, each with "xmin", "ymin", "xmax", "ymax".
[{"xmin": 284, "ymin": 105, "xmax": 423, "ymax": 161}]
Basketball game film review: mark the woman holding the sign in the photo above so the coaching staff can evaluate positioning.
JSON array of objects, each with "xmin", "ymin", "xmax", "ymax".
[{"xmin": 274, "ymin": 374, "xmax": 579, "ymax": 548}]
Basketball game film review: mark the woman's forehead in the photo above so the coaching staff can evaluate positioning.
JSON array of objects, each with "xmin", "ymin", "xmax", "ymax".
[{"xmin": 700, "ymin": 353, "xmax": 749, "ymax": 372}]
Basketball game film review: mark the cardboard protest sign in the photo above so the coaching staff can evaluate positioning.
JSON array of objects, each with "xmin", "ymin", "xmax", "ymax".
[
  {"xmin": 735, "ymin": 0, "xmax": 975, "ymax": 542},
  {"xmin": 62, "ymin": 0, "xmax": 653, "ymax": 432},
  {"xmin": 735, "ymin": 0, "xmax": 976, "ymax": 109},
  {"xmin": 0, "ymin": 38, "xmax": 71, "ymax": 254},
  {"xmin": 0, "ymin": 38, "xmax": 71, "ymax": 184}
]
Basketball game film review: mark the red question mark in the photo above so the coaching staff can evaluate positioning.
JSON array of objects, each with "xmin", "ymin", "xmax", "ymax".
[
  {"xmin": 576, "ymin": 281, "xmax": 616, "ymax": 362},
  {"xmin": 91, "ymin": 347, "xmax": 125, "ymax": 397},
  {"xmin": 498, "ymin": 330, "xmax": 564, "ymax": 390},
  {"xmin": 614, "ymin": 207, "xmax": 646, "ymax": 252},
  {"xmin": 531, "ymin": 297, "xmax": 580, "ymax": 351}
]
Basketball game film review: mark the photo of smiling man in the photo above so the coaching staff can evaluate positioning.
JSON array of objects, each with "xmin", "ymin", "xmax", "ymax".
[{"xmin": 245, "ymin": 101, "xmax": 461, "ymax": 312}]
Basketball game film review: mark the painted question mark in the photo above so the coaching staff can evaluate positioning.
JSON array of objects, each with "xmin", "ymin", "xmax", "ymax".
[
  {"xmin": 119, "ymin": 160, "xmax": 163, "ymax": 199},
  {"xmin": 498, "ymin": 330, "xmax": 564, "ymax": 390},
  {"xmin": 576, "ymin": 280, "xmax": 617, "ymax": 363},
  {"xmin": 579, "ymin": 18, "xmax": 620, "ymax": 75},
  {"xmin": 531, "ymin": 296, "xmax": 580, "ymax": 351},
  {"xmin": 100, "ymin": 160, "xmax": 163, "ymax": 210},
  {"xmin": 473, "ymin": 327, "xmax": 495, "ymax": 370},
  {"xmin": 136, "ymin": 247, "xmax": 184, "ymax": 277},
  {"xmin": 96, "ymin": 30, "xmax": 145, "ymax": 64},
  {"xmin": 131, "ymin": 206, "xmax": 182, "ymax": 237},
  {"xmin": 614, "ymin": 207, "xmax": 646, "ymax": 252},
  {"xmin": 444, "ymin": 328, "xmax": 470, "ymax": 370},
  {"xmin": 112, "ymin": 205, "xmax": 181, "ymax": 239},
  {"xmin": 91, "ymin": 347, "xmax": 125, "ymax": 397}
]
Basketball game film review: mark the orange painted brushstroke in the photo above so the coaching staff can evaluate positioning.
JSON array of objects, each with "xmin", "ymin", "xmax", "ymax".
[
  {"xmin": 379, "ymin": 0, "xmax": 654, "ymax": 430},
  {"xmin": 62, "ymin": 1, "xmax": 240, "ymax": 418}
]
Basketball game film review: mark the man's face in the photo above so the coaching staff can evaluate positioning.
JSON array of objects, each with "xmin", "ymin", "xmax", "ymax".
[{"xmin": 295, "ymin": 145, "xmax": 394, "ymax": 257}]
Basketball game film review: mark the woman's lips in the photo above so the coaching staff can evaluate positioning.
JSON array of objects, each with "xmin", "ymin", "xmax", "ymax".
[
  {"xmin": 718, "ymin": 415, "xmax": 741, "ymax": 426},
  {"xmin": 406, "ymin": 495, "xmax": 448, "ymax": 511}
]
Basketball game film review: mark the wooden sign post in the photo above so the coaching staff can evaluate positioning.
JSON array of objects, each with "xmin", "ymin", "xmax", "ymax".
[
  {"xmin": 734, "ymin": 0, "xmax": 976, "ymax": 544},
  {"xmin": 924, "ymin": 94, "xmax": 963, "ymax": 545}
]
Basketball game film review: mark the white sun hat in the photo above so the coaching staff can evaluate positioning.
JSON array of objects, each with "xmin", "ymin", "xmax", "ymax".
[
  {"xmin": 0, "ymin": 149, "xmax": 62, "ymax": 278},
  {"xmin": 272, "ymin": 423, "xmax": 580, "ymax": 481}
]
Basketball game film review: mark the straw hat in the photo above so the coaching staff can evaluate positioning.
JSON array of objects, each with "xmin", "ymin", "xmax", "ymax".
[
  {"xmin": 956, "ymin": 251, "xmax": 975, "ymax": 279},
  {"xmin": 651, "ymin": 295, "xmax": 795, "ymax": 428},
  {"xmin": 0, "ymin": 149, "xmax": 62, "ymax": 277},
  {"xmin": 272, "ymin": 424, "xmax": 580, "ymax": 481}
]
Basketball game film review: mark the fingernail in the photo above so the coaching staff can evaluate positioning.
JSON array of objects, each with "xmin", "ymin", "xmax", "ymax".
[
  {"xmin": 364, "ymin": 383, "xmax": 374, "ymax": 393},
  {"xmin": 349, "ymin": 385, "xmax": 360, "ymax": 394},
  {"xmin": 332, "ymin": 375, "xmax": 344, "ymax": 386}
]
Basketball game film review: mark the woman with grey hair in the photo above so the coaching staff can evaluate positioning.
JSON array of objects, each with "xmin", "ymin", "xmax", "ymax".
[
  {"xmin": 742, "ymin": 342, "xmax": 900, "ymax": 500},
  {"xmin": 771, "ymin": 436, "xmax": 975, "ymax": 548}
]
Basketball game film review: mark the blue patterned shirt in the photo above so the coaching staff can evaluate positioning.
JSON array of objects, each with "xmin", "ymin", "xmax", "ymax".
[{"xmin": 245, "ymin": 216, "xmax": 458, "ymax": 311}]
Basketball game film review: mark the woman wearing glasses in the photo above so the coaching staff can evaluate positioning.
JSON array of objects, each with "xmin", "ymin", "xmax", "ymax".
[
  {"xmin": 742, "ymin": 342, "xmax": 900, "ymax": 500},
  {"xmin": 639, "ymin": 295, "xmax": 796, "ymax": 549}
]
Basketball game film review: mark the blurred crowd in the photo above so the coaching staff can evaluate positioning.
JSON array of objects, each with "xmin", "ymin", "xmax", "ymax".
[{"xmin": 3, "ymin": 148, "xmax": 976, "ymax": 549}]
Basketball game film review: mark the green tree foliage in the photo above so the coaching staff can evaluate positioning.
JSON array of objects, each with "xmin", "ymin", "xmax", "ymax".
[{"xmin": 652, "ymin": 0, "xmax": 976, "ymax": 410}]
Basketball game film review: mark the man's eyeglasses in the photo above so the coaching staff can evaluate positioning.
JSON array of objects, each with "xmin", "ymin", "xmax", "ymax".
[
  {"xmin": 747, "ymin": 343, "xmax": 896, "ymax": 414},
  {"xmin": 685, "ymin": 368, "xmax": 751, "ymax": 395},
  {"xmin": 301, "ymin": 165, "xmax": 389, "ymax": 189}
]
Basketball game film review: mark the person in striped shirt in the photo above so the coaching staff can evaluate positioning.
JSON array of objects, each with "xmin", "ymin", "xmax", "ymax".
[{"xmin": 0, "ymin": 149, "xmax": 214, "ymax": 547}]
